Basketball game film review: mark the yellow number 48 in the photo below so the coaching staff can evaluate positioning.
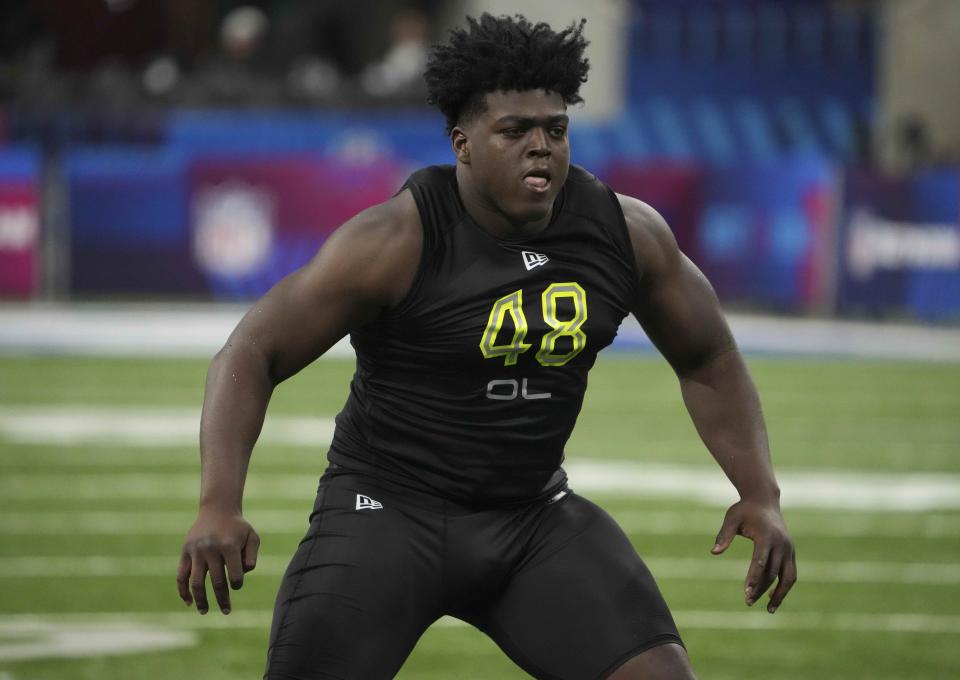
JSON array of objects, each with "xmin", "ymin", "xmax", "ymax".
[{"xmin": 479, "ymin": 283, "xmax": 588, "ymax": 367}]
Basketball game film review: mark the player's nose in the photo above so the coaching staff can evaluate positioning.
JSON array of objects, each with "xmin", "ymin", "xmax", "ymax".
[{"xmin": 526, "ymin": 127, "xmax": 551, "ymax": 156}]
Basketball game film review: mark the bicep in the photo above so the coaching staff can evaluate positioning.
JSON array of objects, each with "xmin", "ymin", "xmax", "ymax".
[
  {"xmin": 633, "ymin": 253, "xmax": 735, "ymax": 375},
  {"xmin": 620, "ymin": 195, "xmax": 735, "ymax": 375},
  {"xmin": 224, "ymin": 256, "xmax": 369, "ymax": 385},
  {"xmin": 221, "ymin": 194, "xmax": 420, "ymax": 383}
]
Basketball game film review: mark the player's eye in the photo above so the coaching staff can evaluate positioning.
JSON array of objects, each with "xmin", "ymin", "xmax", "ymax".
[
  {"xmin": 550, "ymin": 127, "xmax": 567, "ymax": 138},
  {"xmin": 501, "ymin": 128, "xmax": 523, "ymax": 137}
]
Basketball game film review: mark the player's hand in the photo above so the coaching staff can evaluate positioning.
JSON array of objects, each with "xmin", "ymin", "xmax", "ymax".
[
  {"xmin": 177, "ymin": 509, "xmax": 260, "ymax": 615},
  {"xmin": 710, "ymin": 498, "xmax": 796, "ymax": 614}
]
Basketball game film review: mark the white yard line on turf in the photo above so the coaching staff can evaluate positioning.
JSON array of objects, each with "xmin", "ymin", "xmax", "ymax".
[
  {"xmin": 3, "ymin": 405, "xmax": 958, "ymax": 510},
  {"xmin": 3, "ymin": 462, "xmax": 958, "ymax": 511},
  {"xmin": 0, "ymin": 555, "xmax": 957, "ymax": 586},
  {"xmin": 0, "ymin": 621, "xmax": 195, "ymax": 662},
  {"xmin": 0, "ymin": 304, "xmax": 351, "ymax": 358},
  {"xmin": 610, "ymin": 509, "xmax": 960, "ymax": 539},
  {"xmin": 4, "ymin": 407, "xmax": 959, "ymax": 510},
  {"xmin": 4, "ymin": 610, "xmax": 958, "ymax": 663},
  {"xmin": 1, "ymin": 509, "xmax": 957, "ymax": 539},
  {"xmin": 1, "ymin": 610, "xmax": 959, "ymax": 640},
  {"xmin": 564, "ymin": 461, "xmax": 960, "ymax": 511},
  {"xmin": 678, "ymin": 610, "xmax": 960, "ymax": 634},
  {"xmin": 0, "ymin": 407, "xmax": 335, "ymax": 447}
]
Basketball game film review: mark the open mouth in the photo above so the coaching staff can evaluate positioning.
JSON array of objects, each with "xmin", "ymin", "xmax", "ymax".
[{"xmin": 522, "ymin": 168, "xmax": 552, "ymax": 193}]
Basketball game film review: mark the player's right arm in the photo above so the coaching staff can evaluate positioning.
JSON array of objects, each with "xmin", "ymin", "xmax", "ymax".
[{"xmin": 176, "ymin": 189, "xmax": 422, "ymax": 615}]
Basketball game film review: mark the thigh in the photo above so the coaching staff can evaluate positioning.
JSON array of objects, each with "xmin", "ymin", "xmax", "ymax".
[
  {"xmin": 470, "ymin": 494, "xmax": 683, "ymax": 680},
  {"xmin": 264, "ymin": 477, "xmax": 443, "ymax": 680}
]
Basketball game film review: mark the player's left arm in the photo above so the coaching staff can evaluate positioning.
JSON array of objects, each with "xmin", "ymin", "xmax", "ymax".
[{"xmin": 618, "ymin": 193, "xmax": 797, "ymax": 613}]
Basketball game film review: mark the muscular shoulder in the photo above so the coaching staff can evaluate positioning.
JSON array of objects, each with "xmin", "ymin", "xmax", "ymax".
[
  {"xmin": 615, "ymin": 193, "xmax": 681, "ymax": 284},
  {"xmin": 330, "ymin": 188, "xmax": 421, "ymax": 270},
  {"xmin": 313, "ymin": 188, "xmax": 422, "ymax": 309}
]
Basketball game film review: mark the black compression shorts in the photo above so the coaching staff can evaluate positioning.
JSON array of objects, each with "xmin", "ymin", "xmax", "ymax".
[{"xmin": 264, "ymin": 467, "xmax": 682, "ymax": 680}]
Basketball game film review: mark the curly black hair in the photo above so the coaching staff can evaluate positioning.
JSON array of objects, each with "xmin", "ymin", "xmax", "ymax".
[{"xmin": 424, "ymin": 14, "xmax": 590, "ymax": 135}]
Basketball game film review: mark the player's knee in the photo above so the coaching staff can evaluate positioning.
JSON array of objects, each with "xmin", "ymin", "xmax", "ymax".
[{"xmin": 606, "ymin": 642, "xmax": 696, "ymax": 680}]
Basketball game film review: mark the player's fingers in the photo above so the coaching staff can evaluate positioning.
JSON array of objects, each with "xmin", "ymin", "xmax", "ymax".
[
  {"xmin": 189, "ymin": 554, "xmax": 210, "ymax": 615},
  {"xmin": 206, "ymin": 553, "xmax": 232, "ymax": 614},
  {"xmin": 744, "ymin": 540, "xmax": 771, "ymax": 605},
  {"xmin": 753, "ymin": 545, "xmax": 784, "ymax": 604},
  {"xmin": 176, "ymin": 551, "xmax": 193, "ymax": 605},
  {"xmin": 711, "ymin": 507, "xmax": 740, "ymax": 555},
  {"xmin": 767, "ymin": 549, "xmax": 798, "ymax": 614},
  {"xmin": 224, "ymin": 541, "xmax": 245, "ymax": 591},
  {"xmin": 242, "ymin": 529, "xmax": 260, "ymax": 572}
]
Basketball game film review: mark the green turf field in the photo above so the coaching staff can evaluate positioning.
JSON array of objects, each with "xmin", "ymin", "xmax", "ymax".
[{"xmin": 1, "ymin": 354, "xmax": 958, "ymax": 679}]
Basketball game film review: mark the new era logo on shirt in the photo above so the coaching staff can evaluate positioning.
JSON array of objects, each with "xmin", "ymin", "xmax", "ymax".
[
  {"xmin": 522, "ymin": 251, "xmax": 549, "ymax": 271},
  {"xmin": 355, "ymin": 494, "xmax": 383, "ymax": 510}
]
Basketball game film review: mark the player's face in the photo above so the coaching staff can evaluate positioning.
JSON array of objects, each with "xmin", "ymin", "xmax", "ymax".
[{"xmin": 457, "ymin": 89, "xmax": 570, "ymax": 226}]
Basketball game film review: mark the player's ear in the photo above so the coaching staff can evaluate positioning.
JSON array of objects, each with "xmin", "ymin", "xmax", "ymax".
[{"xmin": 451, "ymin": 126, "xmax": 470, "ymax": 165}]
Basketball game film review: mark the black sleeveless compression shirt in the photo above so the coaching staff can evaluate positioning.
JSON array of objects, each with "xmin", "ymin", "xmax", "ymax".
[{"xmin": 328, "ymin": 164, "xmax": 640, "ymax": 505}]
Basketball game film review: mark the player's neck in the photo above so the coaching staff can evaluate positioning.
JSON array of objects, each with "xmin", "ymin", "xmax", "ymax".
[{"xmin": 455, "ymin": 165, "xmax": 552, "ymax": 241}]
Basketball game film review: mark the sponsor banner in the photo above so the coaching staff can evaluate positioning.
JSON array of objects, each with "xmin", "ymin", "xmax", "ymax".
[
  {"xmin": 837, "ymin": 169, "xmax": 960, "ymax": 320},
  {"xmin": 697, "ymin": 158, "xmax": 836, "ymax": 310},
  {"xmin": 188, "ymin": 154, "xmax": 405, "ymax": 298},
  {"xmin": 67, "ymin": 149, "xmax": 406, "ymax": 298},
  {"xmin": 0, "ymin": 148, "xmax": 41, "ymax": 298},
  {"xmin": 601, "ymin": 158, "xmax": 835, "ymax": 311}
]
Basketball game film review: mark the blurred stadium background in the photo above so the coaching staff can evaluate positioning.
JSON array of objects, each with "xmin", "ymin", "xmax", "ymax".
[{"xmin": 0, "ymin": 0, "xmax": 959, "ymax": 678}]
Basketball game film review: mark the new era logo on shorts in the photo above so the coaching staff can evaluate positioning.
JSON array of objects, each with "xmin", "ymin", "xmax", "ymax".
[
  {"xmin": 355, "ymin": 494, "xmax": 383, "ymax": 510},
  {"xmin": 522, "ymin": 251, "xmax": 549, "ymax": 271}
]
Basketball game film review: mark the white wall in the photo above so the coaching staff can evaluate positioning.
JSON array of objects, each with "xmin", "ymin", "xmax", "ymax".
[
  {"xmin": 439, "ymin": 0, "xmax": 629, "ymax": 122},
  {"xmin": 879, "ymin": 0, "xmax": 960, "ymax": 168}
]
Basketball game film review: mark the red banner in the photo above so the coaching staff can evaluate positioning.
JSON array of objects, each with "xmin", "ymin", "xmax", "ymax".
[{"xmin": 0, "ymin": 181, "xmax": 40, "ymax": 298}]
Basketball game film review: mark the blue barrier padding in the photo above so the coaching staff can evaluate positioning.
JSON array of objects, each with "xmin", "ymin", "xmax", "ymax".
[
  {"xmin": 0, "ymin": 145, "xmax": 41, "ymax": 181},
  {"xmin": 693, "ymin": 99, "xmax": 736, "ymax": 164},
  {"xmin": 66, "ymin": 147, "xmax": 191, "ymax": 247},
  {"xmin": 164, "ymin": 110, "xmax": 621, "ymax": 171},
  {"xmin": 65, "ymin": 146, "xmax": 190, "ymax": 178}
]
